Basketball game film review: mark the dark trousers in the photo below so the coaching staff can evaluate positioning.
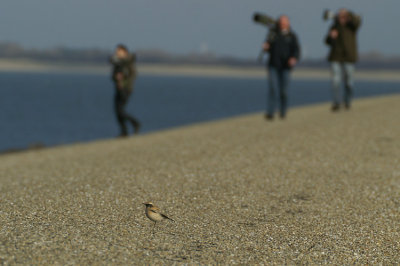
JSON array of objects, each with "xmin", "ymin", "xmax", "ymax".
[{"xmin": 114, "ymin": 89, "xmax": 139, "ymax": 136}]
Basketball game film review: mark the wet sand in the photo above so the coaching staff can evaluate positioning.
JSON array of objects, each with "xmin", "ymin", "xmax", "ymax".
[{"xmin": 0, "ymin": 95, "xmax": 399, "ymax": 264}]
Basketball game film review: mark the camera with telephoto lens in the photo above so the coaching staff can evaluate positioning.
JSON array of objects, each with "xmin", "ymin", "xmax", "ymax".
[
  {"xmin": 252, "ymin": 12, "xmax": 277, "ymax": 62},
  {"xmin": 253, "ymin": 12, "xmax": 276, "ymax": 28},
  {"xmin": 323, "ymin": 9, "xmax": 335, "ymax": 21}
]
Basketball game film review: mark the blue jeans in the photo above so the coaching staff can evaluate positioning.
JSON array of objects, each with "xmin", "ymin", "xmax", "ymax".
[
  {"xmin": 267, "ymin": 67, "xmax": 290, "ymax": 117},
  {"xmin": 331, "ymin": 62, "xmax": 355, "ymax": 106}
]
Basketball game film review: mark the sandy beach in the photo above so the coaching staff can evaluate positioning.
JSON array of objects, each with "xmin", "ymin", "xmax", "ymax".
[
  {"xmin": 0, "ymin": 95, "xmax": 399, "ymax": 264},
  {"xmin": 1, "ymin": 58, "xmax": 400, "ymax": 82}
]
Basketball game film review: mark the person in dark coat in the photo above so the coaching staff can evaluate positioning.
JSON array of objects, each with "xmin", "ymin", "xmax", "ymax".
[
  {"xmin": 110, "ymin": 44, "xmax": 140, "ymax": 137},
  {"xmin": 325, "ymin": 8, "xmax": 361, "ymax": 111},
  {"xmin": 263, "ymin": 15, "xmax": 300, "ymax": 120}
]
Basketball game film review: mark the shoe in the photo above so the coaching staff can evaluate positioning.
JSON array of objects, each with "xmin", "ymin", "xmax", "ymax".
[
  {"xmin": 344, "ymin": 103, "xmax": 351, "ymax": 110},
  {"xmin": 265, "ymin": 113, "xmax": 274, "ymax": 120},
  {"xmin": 279, "ymin": 113, "xmax": 286, "ymax": 119},
  {"xmin": 134, "ymin": 122, "xmax": 141, "ymax": 135},
  {"xmin": 331, "ymin": 104, "xmax": 340, "ymax": 112},
  {"xmin": 118, "ymin": 132, "xmax": 128, "ymax": 138}
]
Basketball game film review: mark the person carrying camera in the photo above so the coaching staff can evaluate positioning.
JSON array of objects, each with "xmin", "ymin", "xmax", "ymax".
[
  {"xmin": 110, "ymin": 44, "xmax": 141, "ymax": 137},
  {"xmin": 263, "ymin": 15, "xmax": 300, "ymax": 120},
  {"xmin": 325, "ymin": 8, "xmax": 361, "ymax": 111}
]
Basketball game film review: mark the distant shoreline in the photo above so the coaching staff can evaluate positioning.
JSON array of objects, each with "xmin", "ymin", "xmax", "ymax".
[{"xmin": 1, "ymin": 59, "xmax": 400, "ymax": 82}]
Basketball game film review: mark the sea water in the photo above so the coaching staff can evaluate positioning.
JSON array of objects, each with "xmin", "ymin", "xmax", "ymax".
[{"xmin": 0, "ymin": 71, "xmax": 399, "ymax": 151}]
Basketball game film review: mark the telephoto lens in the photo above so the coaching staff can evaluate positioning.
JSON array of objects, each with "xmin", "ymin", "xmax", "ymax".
[
  {"xmin": 323, "ymin": 9, "xmax": 335, "ymax": 21},
  {"xmin": 253, "ymin": 12, "xmax": 276, "ymax": 27}
]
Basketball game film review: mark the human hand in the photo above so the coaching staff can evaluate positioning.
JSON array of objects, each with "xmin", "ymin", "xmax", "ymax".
[
  {"xmin": 262, "ymin": 42, "xmax": 270, "ymax": 51},
  {"xmin": 116, "ymin": 72, "xmax": 124, "ymax": 81},
  {"xmin": 288, "ymin": 57, "xmax": 297, "ymax": 67},
  {"xmin": 330, "ymin": 29, "xmax": 339, "ymax": 39}
]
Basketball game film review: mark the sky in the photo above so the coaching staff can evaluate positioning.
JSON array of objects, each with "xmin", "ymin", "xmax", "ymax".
[{"xmin": 0, "ymin": 0, "xmax": 398, "ymax": 59}]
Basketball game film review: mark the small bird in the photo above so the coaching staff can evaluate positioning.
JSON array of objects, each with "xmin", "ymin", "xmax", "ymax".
[{"xmin": 143, "ymin": 202, "xmax": 174, "ymax": 232}]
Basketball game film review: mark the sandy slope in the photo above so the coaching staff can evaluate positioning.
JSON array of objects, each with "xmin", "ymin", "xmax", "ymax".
[{"xmin": 0, "ymin": 95, "xmax": 399, "ymax": 264}]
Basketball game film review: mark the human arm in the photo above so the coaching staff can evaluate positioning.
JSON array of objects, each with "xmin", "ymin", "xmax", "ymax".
[
  {"xmin": 288, "ymin": 33, "xmax": 300, "ymax": 67},
  {"xmin": 347, "ymin": 11, "xmax": 361, "ymax": 31},
  {"xmin": 263, "ymin": 29, "xmax": 277, "ymax": 52},
  {"xmin": 325, "ymin": 26, "xmax": 338, "ymax": 45}
]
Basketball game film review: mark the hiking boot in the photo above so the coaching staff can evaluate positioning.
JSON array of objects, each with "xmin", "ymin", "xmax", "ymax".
[
  {"xmin": 331, "ymin": 104, "xmax": 340, "ymax": 112},
  {"xmin": 134, "ymin": 121, "xmax": 141, "ymax": 135},
  {"xmin": 265, "ymin": 113, "xmax": 274, "ymax": 120},
  {"xmin": 118, "ymin": 132, "xmax": 128, "ymax": 138}
]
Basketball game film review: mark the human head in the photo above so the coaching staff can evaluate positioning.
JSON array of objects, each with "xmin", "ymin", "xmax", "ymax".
[
  {"xmin": 115, "ymin": 44, "xmax": 129, "ymax": 58},
  {"xmin": 337, "ymin": 8, "xmax": 349, "ymax": 25},
  {"xmin": 278, "ymin": 15, "xmax": 290, "ymax": 31}
]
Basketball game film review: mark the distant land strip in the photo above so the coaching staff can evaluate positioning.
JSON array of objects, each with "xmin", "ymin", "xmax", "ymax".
[{"xmin": 1, "ymin": 59, "xmax": 400, "ymax": 82}]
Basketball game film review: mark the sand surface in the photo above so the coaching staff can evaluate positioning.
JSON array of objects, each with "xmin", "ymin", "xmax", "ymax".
[
  {"xmin": 0, "ymin": 95, "xmax": 399, "ymax": 264},
  {"xmin": 1, "ymin": 59, "xmax": 400, "ymax": 81}
]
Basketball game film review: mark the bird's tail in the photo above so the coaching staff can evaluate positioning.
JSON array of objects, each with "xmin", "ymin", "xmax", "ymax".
[{"xmin": 162, "ymin": 214, "xmax": 175, "ymax": 222}]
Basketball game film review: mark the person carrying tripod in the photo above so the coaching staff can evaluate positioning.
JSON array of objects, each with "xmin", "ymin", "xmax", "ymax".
[
  {"xmin": 325, "ymin": 8, "xmax": 361, "ymax": 111},
  {"xmin": 262, "ymin": 15, "xmax": 300, "ymax": 120}
]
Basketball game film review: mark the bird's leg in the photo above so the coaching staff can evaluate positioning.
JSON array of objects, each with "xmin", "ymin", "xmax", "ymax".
[{"xmin": 152, "ymin": 222, "xmax": 156, "ymax": 234}]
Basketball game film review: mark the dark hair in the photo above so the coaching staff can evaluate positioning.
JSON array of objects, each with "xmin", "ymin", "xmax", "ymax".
[{"xmin": 116, "ymin": 44, "xmax": 129, "ymax": 52}]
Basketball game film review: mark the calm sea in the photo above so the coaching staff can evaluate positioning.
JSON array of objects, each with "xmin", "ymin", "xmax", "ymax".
[{"xmin": 0, "ymin": 71, "xmax": 399, "ymax": 152}]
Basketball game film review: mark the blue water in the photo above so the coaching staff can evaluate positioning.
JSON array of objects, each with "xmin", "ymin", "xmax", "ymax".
[{"xmin": 0, "ymin": 71, "xmax": 399, "ymax": 151}]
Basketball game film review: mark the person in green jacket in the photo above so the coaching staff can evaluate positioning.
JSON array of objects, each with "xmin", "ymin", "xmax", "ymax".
[
  {"xmin": 325, "ymin": 8, "xmax": 361, "ymax": 111},
  {"xmin": 110, "ymin": 44, "xmax": 140, "ymax": 136}
]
